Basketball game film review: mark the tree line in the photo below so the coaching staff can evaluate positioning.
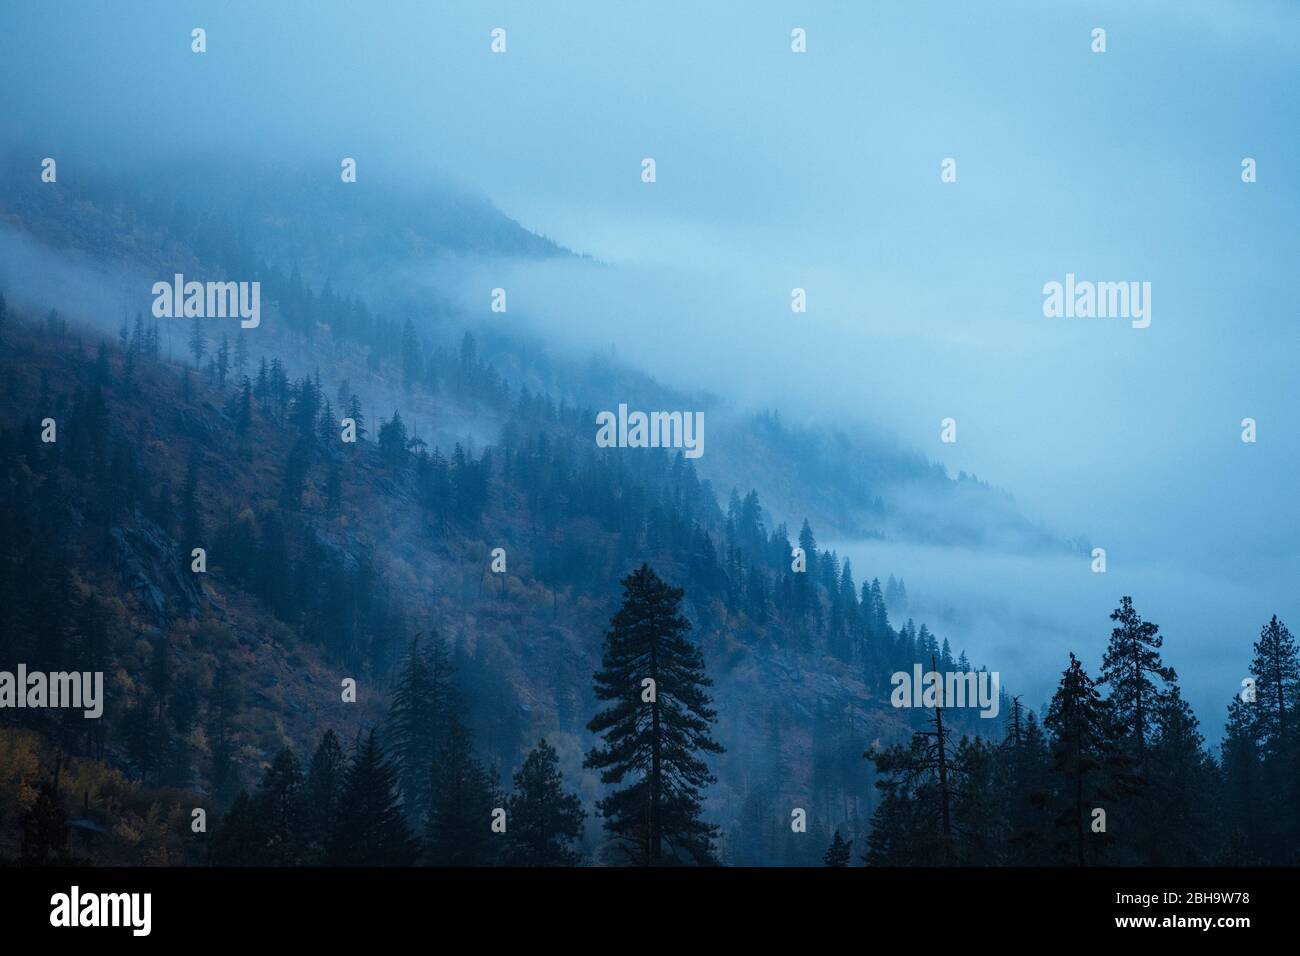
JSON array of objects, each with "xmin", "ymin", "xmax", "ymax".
[{"xmin": 862, "ymin": 598, "xmax": 1299, "ymax": 866}]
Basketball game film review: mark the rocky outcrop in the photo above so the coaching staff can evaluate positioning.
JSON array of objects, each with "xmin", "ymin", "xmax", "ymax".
[{"xmin": 108, "ymin": 515, "xmax": 203, "ymax": 620}]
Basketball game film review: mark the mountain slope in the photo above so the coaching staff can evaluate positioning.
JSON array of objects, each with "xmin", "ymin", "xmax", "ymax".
[{"xmin": 0, "ymin": 163, "xmax": 1025, "ymax": 865}]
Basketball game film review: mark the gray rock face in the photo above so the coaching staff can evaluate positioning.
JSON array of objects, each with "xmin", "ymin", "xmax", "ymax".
[{"xmin": 109, "ymin": 515, "xmax": 203, "ymax": 620}]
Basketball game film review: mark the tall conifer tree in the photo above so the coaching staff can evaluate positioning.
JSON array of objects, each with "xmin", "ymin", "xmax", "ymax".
[
  {"xmin": 327, "ymin": 732, "xmax": 417, "ymax": 866},
  {"xmin": 1248, "ymin": 615, "xmax": 1300, "ymax": 859},
  {"xmin": 1249, "ymin": 615, "xmax": 1298, "ymax": 753},
  {"xmin": 1099, "ymin": 596, "xmax": 1175, "ymax": 763},
  {"xmin": 502, "ymin": 738, "xmax": 585, "ymax": 866},
  {"xmin": 304, "ymin": 729, "xmax": 346, "ymax": 861},
  {"xmin": 585, "ymin": 564, "xmax": 724, "ymax": 865},
  {"xmin": 425, "ymin": 719, "xmax": 500, "ymax": 866},
  {"xmin": 385, "ymin": 634, "xmax": 454, "ymax": 826},
  {"xmin": 1044, "ymin": 653, "xmax": 1116, "ymax": 866}
]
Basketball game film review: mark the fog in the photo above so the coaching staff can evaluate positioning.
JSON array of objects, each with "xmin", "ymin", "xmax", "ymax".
[
  {"xmin": 826, "ymin": 537, "xmax": 1280, "ymax": 727},
  {"xmin": 2, "ymin": 0, "xmax": 1297, "ymax": 733}
]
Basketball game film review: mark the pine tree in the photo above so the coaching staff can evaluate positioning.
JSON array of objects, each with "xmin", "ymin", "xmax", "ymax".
[
  {"xmin": 304, "ymin": 729, "xmax": 346, "ymax": 862},
  {"xmin": 327, "ymin": 732, "xmax": 418, "ymax": 866},
  {"xmin": 129, "ymin": 312, "xmax": 145, "ymax": 353},
  {"xmin": 823, "ymin": 830, "xmax": 852, "ymax": 866},
  {"xmin": 795, "ymin": 519, "xmax": 818, "ymax": 627},
  {"xmin": 863, "ymin": 778, "xmax": 940, "ymax": 866},
  {"xmin": 384, "ymin": 635, "xmax": 455, "ymax": 827},
  {"xmin": 425, "ymin": 720, "xmax": 500, "ymax": 866},
  {"xmin": 259, "ymin": 747, "xmax": 307, "ymax": 866},
  {"xmin": 233, "ymin": 333, "xmax": 248, "ymax": 379},
  {"xmin": 188, "ymin": 316, "xmax": 207, "ymax": 368},
  {"xmin": 346, "ymin": 394, "xmax": 366, "ymax": 439},
  {"xmin": 1247, "ymin": 615, "xmax": 1300, "ymax": 862},
  {"xmin": 868, "ymin": 578, "xmax": 888, "ymax": 635},
  {"xmin": 503, "ymin": 738, "xmax": 586, "ymax": 866},
  {"xmin": 378, "ymin": 411, "xmax": 409, "ymax": 466},
  {"xmin": 233, "ymin": 376, "xmax": 252, "ymax": 435},
  {"xmin": 458, "ymin": 331, "xmax": 477, "ymax": 388},
  {"xmin": 797, "ymin": 520, "xmax": 818, "ymax": 572},
  {"xmin": 1249, "ymin": 615, "xmax": 1298, "ymax": 754},
  {"xmin": 1001, "ymin": 697, "xmax": 1052, "ymax": 865},
  {"xmin": 1099, "ymin": 596, "xmax": 1175, "ymax": 762},
  {"xmin": 1220, "ymin": 695, "xmax": 1263, "ymax": 861},
  {"xmin": 255, "ymin": 358, "xmax": 270, "ymax": 411},
  {"xmin": 865, "ymin": 658, "xmax": 967, "ymax": 865},
  {"xmin": 318, "ymin": 398, "xmax": 336, "ymax": 446},
  {"xmin": 585, "ymin": 564, "xmax": 724, "ymax": 865},
  {"xmin": 951, "ymin": 736, "xmax": 1006, "ymax": 864},
  {"xmin": 1147, "ymin": 686, "xmax": 1214, "ymax": 864},
  {"xmin": 1044, "ymin": 653, "xmax": 1118, "ymax": 866},
  {"xmin": 216, "ymin": 334, "xmax": 230, "ymax": 389},
  {"xmin": 210, "ymin": 791, "xmax": 268, "ymax": 865}
]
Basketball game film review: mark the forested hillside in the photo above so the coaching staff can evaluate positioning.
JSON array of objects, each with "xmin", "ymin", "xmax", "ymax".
[{"xmin": 0, "ymin": 168, "xmax": 1296, "ymax": 867}]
